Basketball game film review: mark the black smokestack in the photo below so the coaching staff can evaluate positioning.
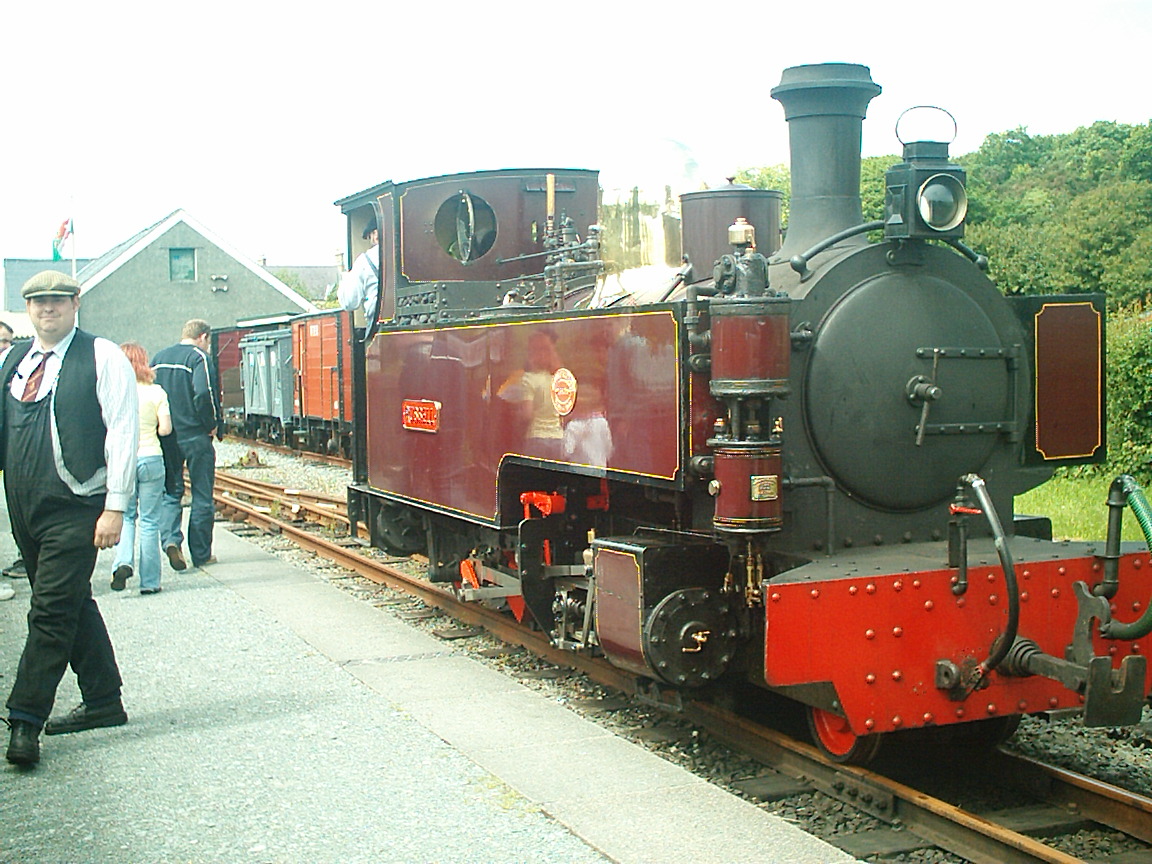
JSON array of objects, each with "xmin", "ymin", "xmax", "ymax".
[{"xmin": 770, "ymin": 63, "xmax": 881, "ymax": 261}]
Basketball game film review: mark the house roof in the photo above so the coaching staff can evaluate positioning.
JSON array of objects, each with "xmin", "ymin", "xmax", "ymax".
[
  {"xmin": 4, "ymin": 258, "xmax": 93, "ymax": 312},
  {"xmin": 78, "ymin": 209, "xmax": 318, "ymax": 313}
]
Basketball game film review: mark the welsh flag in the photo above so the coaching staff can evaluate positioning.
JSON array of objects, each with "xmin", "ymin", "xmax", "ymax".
[{"xmin": 51, "ymin": 218, "xmax": 73, "ymax": 261}]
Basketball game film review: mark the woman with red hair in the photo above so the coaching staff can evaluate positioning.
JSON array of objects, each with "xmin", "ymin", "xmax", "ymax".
[{"xmin": 110, "ymin": 343, "xmax": 172, "ymax": 594}]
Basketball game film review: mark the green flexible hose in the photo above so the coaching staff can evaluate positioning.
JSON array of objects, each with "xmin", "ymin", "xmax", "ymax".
[{"xmin": 1102, "ymin": 475, "xmax": 1152, "ymax": 640}]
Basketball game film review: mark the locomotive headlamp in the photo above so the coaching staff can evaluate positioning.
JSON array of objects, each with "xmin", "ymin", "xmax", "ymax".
[
  {"xmin": 884, "ymin": 143, "xmax": 968, "ymax": 240},
  {"xmin": 916, "ymin": 174, "xmax": 967, "ymax": 232},
  {"xmin": 885, "ymin": 107, "xmax": 967, "ymax": 240}
]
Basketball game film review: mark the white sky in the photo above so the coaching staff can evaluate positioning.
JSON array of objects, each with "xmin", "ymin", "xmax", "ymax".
[{"xmin": 2, "ymin": 0, "xmax": 1149, "ymax": 267}]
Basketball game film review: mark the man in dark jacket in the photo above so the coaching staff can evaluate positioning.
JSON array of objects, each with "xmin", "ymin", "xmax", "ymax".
[
  {"xmin": 3, "ymin": 271, "xmax": 138, "ymax": 766},
  {"xmin": 152, "ymin": 319, "xmax": 222, "ymax": 570}
]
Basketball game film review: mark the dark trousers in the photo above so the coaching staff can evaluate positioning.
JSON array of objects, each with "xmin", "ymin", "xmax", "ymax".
[
  {"xmin": 5, "ymin": 502, "xmax": 121, "ymax": 725},
  {"xmin": 160, "ymin": 434, "xmax": 215, "ymax": 566}
]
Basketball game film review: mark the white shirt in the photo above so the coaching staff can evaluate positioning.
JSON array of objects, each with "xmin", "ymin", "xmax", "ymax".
[
  {"xmin": 4, "ymin": 327, "xmax": 139, "ymax": 511},
  {"xmin": 337, "ymin": 245, "xmax": 380, "ymax": 320}
]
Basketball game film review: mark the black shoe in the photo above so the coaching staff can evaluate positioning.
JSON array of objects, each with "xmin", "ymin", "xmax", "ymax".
[
  {"xmin": 140, "ymin": 587, "xmax": 162, "ymax": 595},
  {"xmin": 110, "ymin": 565, "xmax": 132, "ymax": 591},
  {"xmin": 2, "ymin": 559, "xmax": 26, "ymax": 579},
  {"xmin": 164, "ymin": 545, "xmax": 187, "ymax": 572},
  {"xmin": 44, "ymin": 702, "xmax": 128, "ymax": 736},
  {"xmin": 6, "ymin": 720, "xmax": 40, "ymax": 765}
]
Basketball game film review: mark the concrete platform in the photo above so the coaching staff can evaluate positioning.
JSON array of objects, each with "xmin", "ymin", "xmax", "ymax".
[{"xmin": 0, "ymin": 512, "xmax": 858, "ymax": 863}]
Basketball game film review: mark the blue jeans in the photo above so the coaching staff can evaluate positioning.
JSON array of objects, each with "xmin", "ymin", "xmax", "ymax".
[
  {"xmin": 112, "ymin": 455, "xmax": 166, "ymax": 590},
  {"xmin": 158, "ymin": 435, "xmax": 216, "ymax": 566}
]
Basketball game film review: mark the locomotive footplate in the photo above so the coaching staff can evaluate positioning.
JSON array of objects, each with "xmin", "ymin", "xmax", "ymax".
[{"xmin": 763, "ymin": 537, "xmax": 1151, "ymax": 737}]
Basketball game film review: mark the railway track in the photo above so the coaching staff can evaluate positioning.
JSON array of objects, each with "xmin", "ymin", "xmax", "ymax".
[{"xmin": 213, "ymin": 470, "xmax": 1152, "ymax": 864}]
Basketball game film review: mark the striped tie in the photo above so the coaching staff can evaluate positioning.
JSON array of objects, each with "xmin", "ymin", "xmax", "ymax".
[{"xmin": 21, "ymin": 351, "xmax": 51, "ymax": 402}]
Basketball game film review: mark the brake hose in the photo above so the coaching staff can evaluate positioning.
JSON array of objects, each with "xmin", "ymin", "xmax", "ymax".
[
  {"xmin": 1097, "ymin": 474, "xmax": 1152, "ymax": 640},
  {"xmin": 961, "ymin": 474, "xmax": 1020, "ymax": 680}
]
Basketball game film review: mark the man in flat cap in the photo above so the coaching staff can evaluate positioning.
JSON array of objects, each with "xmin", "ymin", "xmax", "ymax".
[{"xmin": 1, "ymin": 270, "xmax": 138, "ymax": 766}]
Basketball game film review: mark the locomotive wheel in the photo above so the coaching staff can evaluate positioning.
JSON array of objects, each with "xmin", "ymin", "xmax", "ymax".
[
  {"xmin": 375, "ymin": 503, "xmax": 426, "ymax": 556},
  {"xmin": 807, "ymin": 707, "xmax": 882, "ymax": 765}
]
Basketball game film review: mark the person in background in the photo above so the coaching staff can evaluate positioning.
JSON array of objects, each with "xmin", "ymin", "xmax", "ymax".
[
  {"xmin": 109, "ymin": 343, "xmax": 172, "ymax": 595},
  {"xmin": 0, "ymin": 321, "xmax": 15, "ymax": 601},
  {"xmin": 151, "ymin": 319, "xmax": 222, "ymax": 570},
  {"xmin": 337, "ymin": 217, "xmax": 380, "ymax": 320},
  {"xmin": 2, "ymin": 271, "xmax": 137, "ymax": 766}
]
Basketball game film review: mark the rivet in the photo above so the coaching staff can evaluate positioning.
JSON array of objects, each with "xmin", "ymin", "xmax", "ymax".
[
  {"xmin": 891, "ymin": 670, "xmax": 902, "ymax": 681},
  {"xmin": 810, "ymin": 588, "xmax": 820, "ymax": 599},
  {"xmin": 865, "ymin": 673, "xmax": 876, "ymax": 684},
  {"xmin": 1136, "ymin": 558, "xmax": 1144, "ymax": 569},
  {"xmin": 986, "ymin": 703, "xmax": 997, "ymax": 715},
  {"xmin": 1134, "ymin": 644, "xmax": 1142, "ymax": 654},
  {"xmin": 892, "ymin": 626, "xmax": 903, "ymax": 638},
  {"xmin": 849, "ymin": 585, "xmax": 858, "ymax": 595},
  {"xmin": 924, "ymin": 600, "xmax": 934, "ymax": 611},
  {"xmin": 912, "ymin": 579, "xmax": 921, "ymax": 589},
  {"xmin": 1018, "ymin": 701, "xmax": 1028, "ymax": 711},
  {"xmin": 865, "ymin": 629, "xmax": 876, "ymax": 640},
  {"xmin": 1020, "ymin": 591, "xmax": 1029, "ymax": 602},
  {"xmin": 956, "ymin": 597, "xmax": 966, "ymax": 608},
  {"xmin": 771, "ymin": 592, "xmax": 781, "ymax": 602},
  {"xmin": 1049, "ymin": 697, "xmax": 1059, "ymax": 708},
  {"xmin": 891, "ymin": 715, "xmax": 902, "ymax": 727},
  {"xmin": 1110, "ymin": 603, "xmax": 1118, "ymax": 614},
  {"xmin": 1134, "ymin": 601, "xmax": 1143, "ymax": 613},
  {"xmin": 987, "ymin": 572, "xmax": 996, "ymax": 583},
  {"xmin": 1109, "ymin": 645, "xmax": 1117, "ymax": 655},
  {"xmin": 955, "ymin": 708, "xmax": 965, "ymax": 718},
  {"xmin": 950, "ymin": 575, "xmax": 958, "ymax": 585},
  {"xmin": 923, "ymin": 712, "xmax": 934, "ymax": 724},
  {"xmin": 893, "ymin": 580, "xmax": 903, "ymax": 592},
  {"xmin": 1022, "ymin": 569, "xmax": 1031, "ymax": 580},
  {"xmin": 1058, "ymin": 566, "xmax": 1067, "ymax": 576},
  {"xmin": 864, "ymin": 718, "xmax": 875, "ymax": 730},
  {"xmin": 989, "ymin": 594, "xmax": 998, "ymax": 605},
  {"xmin": 1051, "ymin": 588, "xmax": 1060, "ymax": 598},
  {"xmin": 1091, "ymin": 562, "xmax": 1101, "ymax": 572},
  {"xmin": 866, "ymin": 583, "xmax": 876, "ymax": 595}
]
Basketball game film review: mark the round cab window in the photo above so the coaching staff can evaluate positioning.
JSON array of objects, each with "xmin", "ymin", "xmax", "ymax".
[{"xmin": 434, "ymin": 192, "xmax": 497, "ymax": 263}]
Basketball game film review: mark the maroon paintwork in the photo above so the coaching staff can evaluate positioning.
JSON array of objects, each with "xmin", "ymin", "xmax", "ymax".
[
  {"xmin": 709, "ymin": 299, "xmax": 792, "ymax": 388},
  {"xmin": 392, "ymin": 169, "xmax": 599, "ymax": 285},
  {"xmin": 364, "ymin": 309, "xmax": 684, "ymax": 523},
  {"xmin": 1034, "ymin": 301, "xmax": 1103, "ymax": 460}
]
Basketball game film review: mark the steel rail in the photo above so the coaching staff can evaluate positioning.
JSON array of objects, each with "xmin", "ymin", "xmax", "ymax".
[{"xmin": 213, "ymin": 480, "xmax": 1151, "ymax": 864}]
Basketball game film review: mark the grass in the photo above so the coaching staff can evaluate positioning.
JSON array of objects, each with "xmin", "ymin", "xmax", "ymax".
[{"xmin": 1015, "ymin": 474, "xmax": 1148, "ymax": 543}]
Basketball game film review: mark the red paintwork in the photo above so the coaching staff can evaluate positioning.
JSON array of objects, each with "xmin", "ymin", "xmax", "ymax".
[
  {"xmin": 292, "ymin": 311, "xmax": 354, "ymax": 423},
  {"xmin": 594, "ymin": 547, "xmax": 647, "ymax": 678},
  {"xmin": 710, "ymin": 305, "xmax": 791, "ymax": 386},
  {"xmin": 364, "ymin": 310, "xmax": 682, "ymax": 522},
  {"xmin": 214, "ymin": 327, "xmax": 253, "ymax": 412},
  {"xmin": 1034, "ymin": 302, "xmax": 1103, "ymax": 460},
  {"xmin": 712, "ymin": 443, "xmax": 783, "ymax": 530},
  {"xmin": 396, "ymin": 170, "xmax": 598, "ymax": 284},
  {"xmin": 764, "ymin": 546, "xmax": 1151, "ymax": 735}
]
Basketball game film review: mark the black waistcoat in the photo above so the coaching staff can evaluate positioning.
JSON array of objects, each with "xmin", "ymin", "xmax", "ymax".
[{"xmin": 0, "ymin": 329, "xmax": 107, "ymax": 483}]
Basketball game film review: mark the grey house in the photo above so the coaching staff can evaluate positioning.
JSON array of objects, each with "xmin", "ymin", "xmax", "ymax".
[{"xmin": 76, "ymin": 209, "xmax": 316, "ymax": 355}]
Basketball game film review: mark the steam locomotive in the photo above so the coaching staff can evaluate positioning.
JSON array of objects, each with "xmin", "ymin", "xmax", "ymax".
[{"xmin": 333, "ymin": 63, "xmax": 1150, "ymax": 763}]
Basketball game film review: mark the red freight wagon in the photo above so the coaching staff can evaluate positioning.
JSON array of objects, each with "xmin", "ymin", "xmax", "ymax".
[{"xmin": 291, "ymin": 309, "xmax": 355, "ymax": 457}]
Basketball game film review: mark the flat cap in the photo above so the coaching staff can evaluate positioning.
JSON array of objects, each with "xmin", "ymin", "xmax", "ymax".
[{"xmin": 22, "ymin": 270, "xmax": 80, "ymax": 299}]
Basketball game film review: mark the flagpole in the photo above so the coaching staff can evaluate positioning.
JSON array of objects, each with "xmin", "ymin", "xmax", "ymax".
[{"xmin": 70, "ymin": 197, "xmax": 76, "ymax": 280}]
